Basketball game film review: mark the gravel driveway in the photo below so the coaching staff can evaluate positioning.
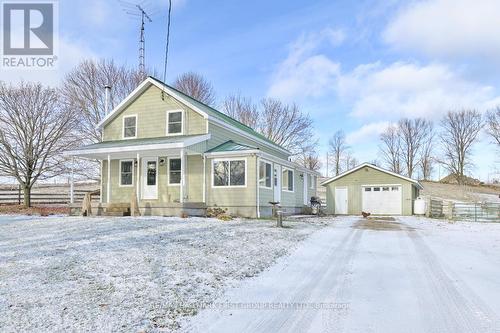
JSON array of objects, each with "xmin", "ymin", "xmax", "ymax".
[{"xmin": 186, "ymin": 216, "xmax": 500, "ymax": 333}]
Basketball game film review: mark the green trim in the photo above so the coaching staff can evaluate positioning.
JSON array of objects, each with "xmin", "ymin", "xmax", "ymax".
[
  {"xmin": 148, "ymin": 76, "xmax": 288, "ymax": 154},
  {"xmin": 205, "ymin": 140, "xmax": 258, "ymax": 153},
  {"xmin": 77, "ymin": 135, "xmax": 203, "ymax": 150}
]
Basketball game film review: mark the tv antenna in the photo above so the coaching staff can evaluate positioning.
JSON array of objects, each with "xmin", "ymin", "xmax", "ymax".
[{"xmin": 119, "ymin": 1, "xmax": 157, "ymax": 76}]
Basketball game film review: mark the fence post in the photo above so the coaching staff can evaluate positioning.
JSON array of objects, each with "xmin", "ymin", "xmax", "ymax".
[
  {"xmin": 474, "ymin": 204, "xmax": 477, "ymax": 222},
  {"xmin": 17, "ymin": 185, "xmax": 21, "ymax": 205}
]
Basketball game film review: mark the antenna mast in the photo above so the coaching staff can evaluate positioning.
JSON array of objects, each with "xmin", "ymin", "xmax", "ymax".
[
  {"xmin": 120, "ymin": 1, "xmax": 155, "ymax": 76},
  {"xmin": 137, "ymin": 5, "xmax": 152, "ymax": 75}
]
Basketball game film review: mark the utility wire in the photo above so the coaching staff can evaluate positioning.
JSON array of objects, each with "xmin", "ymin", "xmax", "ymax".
[{"xmin": 162, "ymin": 0, "xmax": 172, "ymax": 83}]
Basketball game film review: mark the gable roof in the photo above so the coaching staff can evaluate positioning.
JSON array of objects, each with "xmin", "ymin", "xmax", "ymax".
[
  {"xmin": 205, "ymin": 140, "xmax": 258, "ymax": 153},
  {"xmin": 97, "ymin": 76, "xmax": 290, "ymax": 155},
  {"xmin": 321, "ymin": 162, "xmax": 423, "ymax": 189}
]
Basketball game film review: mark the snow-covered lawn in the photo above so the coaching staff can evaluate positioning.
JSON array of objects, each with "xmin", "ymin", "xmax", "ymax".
[
  {"xmin": 186, "ymin": 216, "xmax": 500, "ymax": 333},
  {"xmin": 0, "ymin": 215, "xmax": 329, "ymax": 332}
]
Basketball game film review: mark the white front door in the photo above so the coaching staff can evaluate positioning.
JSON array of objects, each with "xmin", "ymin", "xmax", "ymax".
[
  {"xmin": 335, "ymin": 187, "xmax": 348, "ymax": 214},
  {"xmin": 273, "ymin": 165, "xmax": 281, "ymax": 203},
  {"xmin": 362, "ymin": 185, "xmax": 402, "ymax": 215},
  {"xmin": 142, "ymin": 158, "xmax": 158, "ymax": 200}
]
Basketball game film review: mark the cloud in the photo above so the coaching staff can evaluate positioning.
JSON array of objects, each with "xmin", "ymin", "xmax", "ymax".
[
  {"xmin": 338, "ymin": 62, "xmax": 498, "ymax": 120},
  {"xmin": 383, "ymin": 0, "xmax": 500, "ymax": 59},
  {"xmin": 346, "ymin": 121, "xmax": 391, "ymax": 145},
  {"xmin": 267, "ymin": 28, "xmax": 343, "ymax": 100}
]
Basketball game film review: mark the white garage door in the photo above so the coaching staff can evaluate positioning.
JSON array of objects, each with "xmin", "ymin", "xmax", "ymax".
[{"xmin": 362, "ymin": 185, "xmax": 402, "ymax": 215}]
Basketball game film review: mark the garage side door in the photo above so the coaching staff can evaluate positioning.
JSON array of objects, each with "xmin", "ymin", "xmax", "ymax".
[{"xmin": 362, "ymin": 185, "xmax": 402, "ymax": 215}]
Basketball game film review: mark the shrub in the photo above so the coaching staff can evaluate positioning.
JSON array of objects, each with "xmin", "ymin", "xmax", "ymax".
[
  {"xmin": 217, "ymin": 214, "xmax": 233, "ymax": 221},
  {"xmin": 206, "ymin": 207, "xmax": 227, "ymax": 218}
]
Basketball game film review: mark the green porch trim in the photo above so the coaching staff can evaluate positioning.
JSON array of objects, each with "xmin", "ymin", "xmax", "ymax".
[{"xmin": 205, "ymin": 140, "xmax": 258, "ymax": 153}]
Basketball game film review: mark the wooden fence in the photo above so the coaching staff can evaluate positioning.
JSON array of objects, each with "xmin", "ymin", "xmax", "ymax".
[
  {"xmin": 0, "ymin": 187, "xmax": 100, "ymax": 205},
  {"xmin": 429, "ymin": 199, "xmax": 444, "ymax": 218}
]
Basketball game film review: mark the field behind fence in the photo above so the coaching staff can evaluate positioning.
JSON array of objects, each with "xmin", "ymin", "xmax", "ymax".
[{"xmin": 0, "ymin": 184, "xmax": 100, "ymax": 205}]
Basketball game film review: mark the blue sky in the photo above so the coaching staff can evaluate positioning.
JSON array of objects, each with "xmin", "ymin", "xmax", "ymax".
[{"xmin": 7, "ymin": 0, "xmax": 500, "ymax": 181}]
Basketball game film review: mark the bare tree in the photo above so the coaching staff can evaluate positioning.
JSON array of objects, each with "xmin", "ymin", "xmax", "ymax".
[
  {"xmin": 294, "ymin": 138, "xmax": 321, "ymax": 171},
  {"xmin": 61, "ymin": 59, "xmax": 145, "ymax": 144},
  {"xmin": 221, "ymin": 94, "xmax": 259, "ymax": 129},
  {"xmin": 439, "ymin": 110, "xmax": 483, "ymax": 184},
  {"xmin": 379, "ymin": 124, "xmax": 402, "ymax": 174},
  {"xmin": 397, "ymin": 118, "xmax": 432, "ymax": 178},
  {"xmin": 328, "ymin": 130, "xmax": 349, "ymax": 176},
  {"xmin": 419, "ymin": 126, "xmax": 434, "ymax": 180},
  {"xmin": 344, "ymin": 152, "xmax": 358, "ymax": 171},
  {"xmin": 258, "ymin": 98, "xmax": 314, "ymax": 155},
  {"xmin": 173, "ymin": 72, "xmax": 216, "ymax": 106},
  {"xmin": 486, "ymin": 107, "xmax": 500, "ymax": 146},
  {"xmin": 0, "ymin": 82, "xmax": 77, "ymax": 207}
]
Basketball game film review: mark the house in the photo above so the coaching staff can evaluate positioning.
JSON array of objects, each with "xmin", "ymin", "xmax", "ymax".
[
  {"xmin": 67, "ymin": 77, "xmax": 320, "ymax": 217},
  {"xmin": 321, "ymin": 163, "xmax": 422, "ymax": 216}
]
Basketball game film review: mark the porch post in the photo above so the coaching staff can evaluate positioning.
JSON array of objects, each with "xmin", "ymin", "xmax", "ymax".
[
  {"xmin": 256, "ymin": 155, "xmax": 260, "ymax": 218},
  {"xmin": 107, "ymin": 154, "xmax": 111, "ymax": 203},
  {"xmin": 136, "ymin": 153, "xmax": 141, "ymax": 199},
  {"xmin": 99, "ymin": 160, "xmax": 103, "ymax": 203},
  {"xmin": 180, "ymin": 148, "xmax": 186, "ymax": 203},
  {"xmin": 70, "ymin": 157, "xmax": 74, "ymax": 204},
  {"xmin": 202, "ymin": 155, "xmax": 206, "ymax": 203}
]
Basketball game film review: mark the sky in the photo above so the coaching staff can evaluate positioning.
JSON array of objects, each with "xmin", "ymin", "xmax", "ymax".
[{"xmin": 4, "ymin": 0, "xmax": 500, "ymax": 181}]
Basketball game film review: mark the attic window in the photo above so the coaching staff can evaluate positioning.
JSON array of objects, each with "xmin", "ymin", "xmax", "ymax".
[
  {"xmin": 167, "ymin": 110, "xmax": 183, "ymax": 135},
  {"xmin": 123, "ymin": 115, "xmax": 137, "ymax": 138}
]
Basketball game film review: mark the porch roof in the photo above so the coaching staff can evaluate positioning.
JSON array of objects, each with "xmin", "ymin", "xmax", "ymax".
[
  {"xmin": 205, "ymin": 140, "xmax": 258, "ymax": 153},
  {"xmin": 66, "ymin": 134, "xmax": 210, "ymax": 159}
]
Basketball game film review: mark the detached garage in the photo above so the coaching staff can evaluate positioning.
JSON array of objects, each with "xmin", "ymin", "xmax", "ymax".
[{"xmin": 322, "ymin": 163, "xmax": 422, "ymax": 216}]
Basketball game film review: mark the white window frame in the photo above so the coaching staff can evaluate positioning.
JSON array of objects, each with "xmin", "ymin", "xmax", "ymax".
[
  {"xmin": 122, "ymin": 115, "xmax": 137, "ymax": 139},
  {"xmin": 167, "ymin": 157, "xmax": 182, "ymax": 186},
  {"xmin": 309, "ymin": 174, "xmax": 315, "ymax": 189},
  {"xmin": 259, "ymin": 160, "xmax": 272, "ymax": 189},
  {"xmin": 211, "ymin": 157, "xmax": 247, "ymax": 188},
  {"xmin": 119, "ymin": 159, "xmax": 134, "ymax": 187},
  {"xmin": 166, "ymin": 109, "xmax": 185, "ymax": 136},
  {"xmin": 282, "ymin": 167, "xmax": 294, "ymax": 192}
]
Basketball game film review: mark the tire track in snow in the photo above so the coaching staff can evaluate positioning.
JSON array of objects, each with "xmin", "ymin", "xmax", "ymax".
[
  {"xmin": 397, "ymin": 229, "xmax": 453, "ymax": 333},
  {"xmin": 406, "ymin": 226, "xmax": 499, "ymax": 333},
  {"xmin": 244, "ymin": 226, "xmax": 363, "ymax": 333}
]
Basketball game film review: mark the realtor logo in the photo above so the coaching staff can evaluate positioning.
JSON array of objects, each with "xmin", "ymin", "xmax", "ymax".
[{"xmin": 1, "ymin": 1, "xmax": 58, "ymax": 68}]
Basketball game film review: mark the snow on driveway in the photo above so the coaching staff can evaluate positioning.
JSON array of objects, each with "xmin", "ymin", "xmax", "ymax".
[
  {"xmin": 0, "ymin": 215, "xmax": 328, "ymax": 332},
  {"xmin": 185, "ymin": 216, "xmax": 500, "ymax": 333}
]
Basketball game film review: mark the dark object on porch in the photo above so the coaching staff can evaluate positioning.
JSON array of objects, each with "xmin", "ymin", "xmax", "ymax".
[
  {"xmin": 362, "ymin": 211, "xmax": 371, "ymax": 218},
  {"xmin": 310, "ymin": 196, "xmax": 322, "ymax": 215}
]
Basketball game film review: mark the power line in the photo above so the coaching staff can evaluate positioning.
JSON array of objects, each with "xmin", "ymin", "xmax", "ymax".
[
  {"xmin": 163, "ymin": 0, "xmax": 172, "ymax": 84},
  {"xmin": 161, "ymin": 0, "xmax": 172, "ymax": 100}
]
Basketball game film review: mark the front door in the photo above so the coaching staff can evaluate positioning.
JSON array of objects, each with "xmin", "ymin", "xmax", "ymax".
[
  {"xmin": 335, "ymin": 187, "xmax": 348, "ymax": 214},
  {"xmin": 142, "ymin": 158, "xmax": 158, "ymax": 200},
  {"xmin": 273, "ymin": 165, "xmax": 281, "ymax": 203}
]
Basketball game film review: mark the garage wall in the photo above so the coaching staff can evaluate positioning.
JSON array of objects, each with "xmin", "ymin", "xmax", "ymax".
[{"xmin": 324, "ymin": 166, "xmax": 416, "ymax": 216}]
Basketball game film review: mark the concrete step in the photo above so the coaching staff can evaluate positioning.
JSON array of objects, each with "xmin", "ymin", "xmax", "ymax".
[{"xmin": 103, "ymin": 211, "xmax": 130, "ymax": 217}]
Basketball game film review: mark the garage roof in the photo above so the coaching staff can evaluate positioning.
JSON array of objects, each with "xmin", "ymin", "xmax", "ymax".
[{"xmin": 321, "ymin": 163, "xmax": 423, "ymax": 189}]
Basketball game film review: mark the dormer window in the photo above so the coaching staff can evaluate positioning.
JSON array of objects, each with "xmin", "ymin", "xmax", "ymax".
[
  {"xmin": 123, "ymin": 115, "xmax": 137, "ymax": 139},
  {"xmin": 166, "ymin": 110, "xmax": 184, "ymax": 135}
]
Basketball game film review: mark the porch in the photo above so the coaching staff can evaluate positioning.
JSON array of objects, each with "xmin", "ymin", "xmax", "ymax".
[{"xmin": 67, "ymin": 135, "xmax": 210, "ymax": 216}]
